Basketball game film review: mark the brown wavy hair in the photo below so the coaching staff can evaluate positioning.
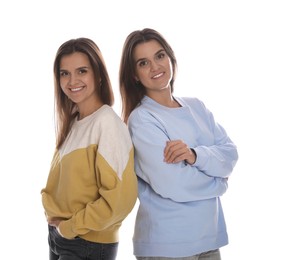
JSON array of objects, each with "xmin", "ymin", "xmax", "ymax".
[
  {"xmin": 53, "ymin": 38, "xmax": 114, "ymax": 149},
  {"xmin": 119, "ymin": 28, "xmax": 177, "ymax": 123}
]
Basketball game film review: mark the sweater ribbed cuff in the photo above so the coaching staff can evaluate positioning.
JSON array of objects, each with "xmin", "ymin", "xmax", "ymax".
[{"xmin": 58, "ymin": 218, "xmax": 77, "ymax": 239}]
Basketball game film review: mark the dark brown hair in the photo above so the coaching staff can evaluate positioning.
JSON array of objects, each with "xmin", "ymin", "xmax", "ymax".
[
  {"xmin": 119, "ymin": 28, "xmax": 177, "ymax": 123},
  {"xmin": 53, "ymin": 38, "xmax": 114, "ymax": 149}
]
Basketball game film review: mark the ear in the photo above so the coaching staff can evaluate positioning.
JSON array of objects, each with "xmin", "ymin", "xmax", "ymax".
[{"xmin": 134, "ymin": 76, "xmax": 139, "ymax": 82}]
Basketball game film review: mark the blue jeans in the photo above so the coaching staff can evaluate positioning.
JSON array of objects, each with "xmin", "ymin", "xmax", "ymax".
[
  {"xmin": 48, "ymin": 225, "xmax": 118, "ymax": 260},
  {"xmin": 136, "ymin": 249, "xmax": 221, "ymax": 260}
]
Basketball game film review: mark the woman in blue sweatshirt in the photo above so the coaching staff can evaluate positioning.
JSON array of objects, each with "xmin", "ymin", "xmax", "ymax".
[{"xmin": 119, "ymin": 28, "xmax": 238, "ymax": 260}]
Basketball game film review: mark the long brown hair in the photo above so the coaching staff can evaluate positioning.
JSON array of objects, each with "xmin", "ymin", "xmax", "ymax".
[
  {"xmin": 119, "ymin": 28, "xmax": 177, "ymax": 123},
  {"xmin": 53, "ymin": 38, "xmax": 114, "ymax": 149}
]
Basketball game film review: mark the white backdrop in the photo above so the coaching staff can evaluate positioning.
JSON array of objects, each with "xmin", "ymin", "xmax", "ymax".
[{"xmin": 0, "ymin": 0, "xmax": 280, "ymax": 259}]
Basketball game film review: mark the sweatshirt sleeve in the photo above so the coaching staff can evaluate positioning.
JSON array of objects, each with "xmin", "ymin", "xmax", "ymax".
[
  {"xmin": 190, "ymin": 98, "xmax": 238, "ymax": 178},
  {"xmin": 129, "ymin": 110, "xmax": 229, "ymax": 203},
  {"xmin": 59, "ymin": 115, "xmax": 138, "ymax": 239}
]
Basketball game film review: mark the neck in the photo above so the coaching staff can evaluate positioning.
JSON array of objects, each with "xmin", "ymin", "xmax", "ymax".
[
  {"xmin": 147, "ymin": 92, "xmax": 180, "ymax": 108},
  {"xmin": 78, "ymin": 101, "xmax": 104, "ymax": 120}
]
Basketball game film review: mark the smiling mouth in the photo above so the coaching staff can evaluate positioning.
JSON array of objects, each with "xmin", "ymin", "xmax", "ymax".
[
  {"xmin": 152, "ymin": 72, "xmax": 164, "ymax": 79},
  {"xmin": 70, "ymin": 86, "xmax": 84, "ymax": 92}
]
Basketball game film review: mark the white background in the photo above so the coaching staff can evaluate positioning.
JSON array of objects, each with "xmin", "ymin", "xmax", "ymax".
[{"xmin": 0, "ymin": 0, "xmax": 280, "ymax": 259}]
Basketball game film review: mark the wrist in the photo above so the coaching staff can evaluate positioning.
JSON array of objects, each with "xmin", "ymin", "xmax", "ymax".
[
  {"xmin": 184, "ymin": 148, "xmax": 197, "ymax": 165},
  {"xmin": 189, "ymin": 148, "xmax": 197, "ymax": 165}
]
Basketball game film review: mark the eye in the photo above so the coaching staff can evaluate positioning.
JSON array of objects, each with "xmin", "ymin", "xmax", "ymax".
[
  {"xmin": 138, "ymin": 59, "xmax": 149, "ymax": 67},
  {"xmin": 156, "ymin": 51, "xmax": 166, "ymax": 60},
  {"xmin": 79, "ymin": 68, "xmax": 88, "ymax": 74},
  {"xmin": 60, "ymin": 70, "xmax": 69, "ymax": 77}
]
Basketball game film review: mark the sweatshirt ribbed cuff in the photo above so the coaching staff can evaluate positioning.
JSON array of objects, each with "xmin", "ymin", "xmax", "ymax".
[{"xmin": 58, "ymin": 218, "xmax": 77, "ymax": 239}]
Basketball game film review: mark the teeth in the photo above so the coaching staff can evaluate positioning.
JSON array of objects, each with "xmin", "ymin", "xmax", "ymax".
[
  {"xmin": 70, "ymin": 87, "xmax": 83, "ymax": 92},
  {"xmin": 153, "ymin": 73, "xmax": 163, "ymax": 79}
]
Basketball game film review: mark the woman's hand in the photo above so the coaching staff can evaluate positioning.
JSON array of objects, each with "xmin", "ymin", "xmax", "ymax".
[
  {"xmin": 48, "ymin": 217, "xmax": 64, "ymax": 236},
  {"xmin": 164, "ymin": 140, "xmax": 196, "ymax": 165}
]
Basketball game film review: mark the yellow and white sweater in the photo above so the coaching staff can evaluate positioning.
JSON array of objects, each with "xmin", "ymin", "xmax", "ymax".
[{"xmin": 41, "ymin": 105, "xmax": 138, "ymax": 243}]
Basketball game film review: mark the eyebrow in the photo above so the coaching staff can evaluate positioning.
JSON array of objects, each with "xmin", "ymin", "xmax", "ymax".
[
  {"xmin": 59, "ymin": 66, "xmax": 90, "ymax": 72},
  {"xmin": 135, "ymin": 48, "xmax": 165, "ymax": 64}
]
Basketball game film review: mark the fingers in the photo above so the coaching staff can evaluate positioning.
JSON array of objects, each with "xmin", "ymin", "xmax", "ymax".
[
  {"xmin": 48, "ymin": 219, "xmax": 61, "ymax": 227},
  {"xmin": 164, "ymin": 140, "xmax": 189, "ymax": 163}
]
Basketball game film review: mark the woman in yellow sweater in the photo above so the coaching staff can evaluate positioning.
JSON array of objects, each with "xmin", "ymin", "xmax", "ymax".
[{"xmin": 41, "ymin": 38, "xmax": 138, "ymax": 260}]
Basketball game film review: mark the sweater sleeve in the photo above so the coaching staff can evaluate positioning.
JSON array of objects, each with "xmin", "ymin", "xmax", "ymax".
[
  {"xmin": 190, "ymin": 98, "xmax": 239, "ymax": 178},
  {"xmin": 59, "ymin": 115, "xmax": 138, "ymax": 239},
  {"xmin": 129, "ymin": 109, "xmax": 231, "ymax": 203}
]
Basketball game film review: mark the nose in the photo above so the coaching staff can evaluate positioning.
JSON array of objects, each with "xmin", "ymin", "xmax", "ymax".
[
  {"xmin": 150, "ymin": 60, "xmax": 159, "ymax": 71},
  {"xmin": 68, "ymin": 74, "xmax": 78, "ymax": 86}
]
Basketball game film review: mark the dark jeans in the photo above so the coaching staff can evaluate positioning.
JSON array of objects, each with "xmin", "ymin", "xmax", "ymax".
[{"xmin": 48, "ymin": 225, "xmax": 118, "ymax": 260}]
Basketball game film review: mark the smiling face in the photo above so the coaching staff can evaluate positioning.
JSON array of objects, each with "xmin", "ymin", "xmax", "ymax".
[
  {"xmin": 59, "ymin": 52, "xmax": 101, "ymax": 116},
  {"xmin": 133, "ymin": 40, "xmax": 173, "ymax": 98}
]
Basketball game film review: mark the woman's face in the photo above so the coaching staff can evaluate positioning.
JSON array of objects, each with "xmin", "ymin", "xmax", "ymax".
[
  {"xmin": 133, "ymin": 39, "xmax": 173, "ymax": 96},
  {"xmin": 59, "ymin": 52, "xmax": 98, "ymax": 107}
]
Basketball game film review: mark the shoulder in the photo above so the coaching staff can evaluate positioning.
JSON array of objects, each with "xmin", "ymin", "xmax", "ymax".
[
  {"xmin": 176, "ymin": 96, "xmax": 210, "ymax": 113},
  {"xmin": 97, "ymin": 105, "xmax": 120, "ymax": 120},
  {"xmin": 97, "ymin": 105, "xmax": 131, "ymax": 140},
  {"xmin": 177, "ymin": 96, "xmax": 205, "ymax": 108},
  {"xmin": 128, "ymin": 97, "xmax": 166, "ymax": 125},
  {"xmin": 96, "ymin": 105, "xmax": 126, "ymax": 127}
]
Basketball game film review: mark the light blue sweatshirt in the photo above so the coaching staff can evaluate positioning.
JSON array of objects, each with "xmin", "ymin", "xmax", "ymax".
[{"xmin": 128, "ymin": 96, "xmax": 238, "ymax": 258}]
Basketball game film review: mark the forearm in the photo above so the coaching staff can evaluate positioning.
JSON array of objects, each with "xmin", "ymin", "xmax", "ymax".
[{"xmin": 192, "ymin": 143, "xmax": 238, "ymax": 178}]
